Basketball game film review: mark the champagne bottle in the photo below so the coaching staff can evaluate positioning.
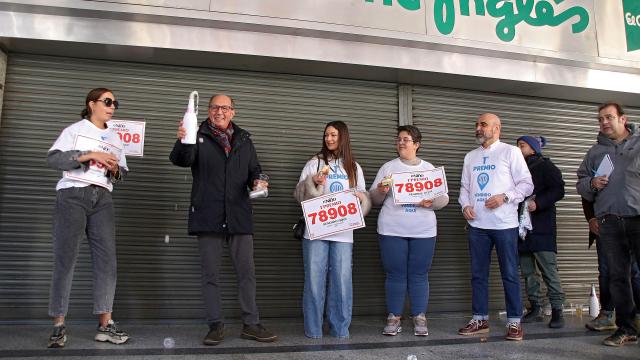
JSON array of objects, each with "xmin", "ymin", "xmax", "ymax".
[
  {"xmin": 181, "ymin": 91, "xmax": 199, "ymax": 144},
  {"xmin": 589, "ymin": 283, "xmax": 600, "ymax": 318}
]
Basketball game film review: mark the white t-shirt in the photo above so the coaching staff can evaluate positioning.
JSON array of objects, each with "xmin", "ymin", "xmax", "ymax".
[
  {"xmin": 458, "ymin": 140, "xmax": 533, "ymax": 230},
  {"xmin": 298, "ymin": 156, "xmax": 366, "ymax": 243},
  {"xmin": 370, "ymin": 157, "xmax": 443, "ymax": 238},
  {"xmin": 49, "ymin": 119, "xmax": 128, "ymax": 192}
]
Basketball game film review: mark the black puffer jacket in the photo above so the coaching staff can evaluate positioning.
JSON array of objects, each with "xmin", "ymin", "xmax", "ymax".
[
  {"xmin": 170, "ymin": 121, "xmax": 261, "ymax": 235},
  {"xmin": 518, "ymin": 155, "xmax": 565, "ymax": 253}
]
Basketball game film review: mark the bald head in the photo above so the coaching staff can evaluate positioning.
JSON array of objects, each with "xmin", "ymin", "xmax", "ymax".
[{"xmin": 475, "ymin": 113, "xmax": 501, "ymax": 147}]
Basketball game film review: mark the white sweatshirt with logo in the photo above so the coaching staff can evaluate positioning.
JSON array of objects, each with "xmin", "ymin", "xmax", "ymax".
[
  {"xmin": 458, "ymin": 140, "xmax": 533, "ymax": 230},
  {"xmin": 298, "ymin": 157, "xmax": 366, "ymax": 243},
  {"xmin": 370, "ymin": 158, "xmax": 447, "ymax": 238}
]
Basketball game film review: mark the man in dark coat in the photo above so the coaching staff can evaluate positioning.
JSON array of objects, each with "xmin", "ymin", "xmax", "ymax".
[
  {"xmin": 516, "ymin": 135, "xmax": 566, "ymax": 328},
  {"xmin": 170, "ymin": 94, "xmax": 276, "ymax": 345}
]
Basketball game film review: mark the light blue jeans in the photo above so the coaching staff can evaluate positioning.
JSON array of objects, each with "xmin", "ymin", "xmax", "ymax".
[{"xmin": 302, "ymin": 238, "xmax": 352, "ymax": 338}]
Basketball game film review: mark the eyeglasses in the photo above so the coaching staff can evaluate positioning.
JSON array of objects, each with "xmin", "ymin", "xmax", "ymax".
[
  {"xmin": 209, "ymin": 105, "xmax": 234, "ymax": 113},
  {"xmin": 395, "ymin": 137, "xmax": 415, "ymax": 144},
  {"xmin": 95, "ymin": 98, "xmax": 119, "ymax": 109}
]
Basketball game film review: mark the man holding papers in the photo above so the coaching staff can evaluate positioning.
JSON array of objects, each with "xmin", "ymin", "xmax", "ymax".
[{"xmin": 577, "ymin": 101, "xmax": 640, "ymax": 347}]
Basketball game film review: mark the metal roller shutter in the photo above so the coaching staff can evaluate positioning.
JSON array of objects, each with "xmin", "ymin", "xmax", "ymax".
[
  {"xmin": 411, "ymin": 85, "xmax": 640, "ymax": 312},
  {"xmin": 0, "ymin": 54, "xmax": 398, "ymax": 321}
]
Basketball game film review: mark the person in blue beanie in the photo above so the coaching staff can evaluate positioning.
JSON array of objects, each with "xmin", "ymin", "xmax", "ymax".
[{"xmin": 516, "ymin": 135, "xmax": 566, "ymax": 328}]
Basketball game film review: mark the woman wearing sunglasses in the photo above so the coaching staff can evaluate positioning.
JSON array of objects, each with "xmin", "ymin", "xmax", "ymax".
[
  {"xmin": 294, "ymin": 120, "xmax": 370, "ymax": 339},
  {"xmin": 369, "ymin": 125, "xmax": 448, "ymax": 337},
  {"xmin": 45, "ymin": 88, "xmax": 129, "ymax": 348}
]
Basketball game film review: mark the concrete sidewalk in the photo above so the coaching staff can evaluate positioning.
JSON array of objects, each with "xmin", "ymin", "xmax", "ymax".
[{"xmin": 1, "ymin": 313, "xmax": 638, "ymax": 360}]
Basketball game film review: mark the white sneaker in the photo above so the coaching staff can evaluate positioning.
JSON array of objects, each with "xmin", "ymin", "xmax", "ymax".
[
  {"xmin": 382, "ymin": 313, "xmax": 402, "ymax": 336},
  {"xmin": 413, "ymin": 313, "xmax": 428, "ymax": 336},
  {"xmin": 95, "ymin": 319, "xmax": 129, "ymax": 344}
]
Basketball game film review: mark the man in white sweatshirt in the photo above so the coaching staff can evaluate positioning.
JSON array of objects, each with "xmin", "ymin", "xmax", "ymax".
[{"xmin": 458, "ymin": 113, "xmax": 533, "ymax": 341}]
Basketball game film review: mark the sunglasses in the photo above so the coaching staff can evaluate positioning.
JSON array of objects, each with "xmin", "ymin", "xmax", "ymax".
[{"xmin": 95, "ymin": 97, "xmax": 119, "ymax": 109}]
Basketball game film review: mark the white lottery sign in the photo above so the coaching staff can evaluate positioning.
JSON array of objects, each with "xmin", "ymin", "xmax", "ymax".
[
  {"xmin": 63, "ymin": 135, "xmax": 123, "ymax": 188},
  {"xmin": 109, "ymin": 119, "xmax": 146, "ymax": 157},
  {"xmin": 301, "ymin": 190, "xmax": 366, "ymax": 241},
  {"xmin": 391, "ymin": 167, "xmax": 448, "ymax": 205}
]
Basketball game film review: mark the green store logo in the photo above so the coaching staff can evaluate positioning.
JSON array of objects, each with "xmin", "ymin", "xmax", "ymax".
[
  {"xmin": 365, "ymin": 0, "xmax": 590, "ymax": 43},
  {"xmin": 624, "ymin": 0, "xmax": 640, "ymax": 52}
]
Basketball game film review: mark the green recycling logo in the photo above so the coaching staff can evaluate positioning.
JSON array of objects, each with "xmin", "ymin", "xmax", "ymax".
[{"xmin": 624, "ymin": 0, "xmax": 640, "ymax": 52}]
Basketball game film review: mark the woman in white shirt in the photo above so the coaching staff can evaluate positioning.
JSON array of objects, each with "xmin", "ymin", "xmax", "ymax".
[
  {"xmin": 46, "ymin": 88, "xmax": 129, "ymax": 348},
  {"xmin": 294, "ymin": 121, "xmax": 370, "ymax": 339},
  {"xmin": 369, "ymin": 125, "xmax": 448, "ymax": 337}
]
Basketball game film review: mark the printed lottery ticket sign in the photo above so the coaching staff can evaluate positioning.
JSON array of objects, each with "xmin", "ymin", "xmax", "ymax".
[
  {"xmin": 108, "ymin": 120, "xmax": 146, "ymax": 157},
  {"xmin": 301, "ymin": 190, "xmax": 366, "ymax": 240},
  {"xmin": 63, "ymin": 135, "xmax": 122, "ymax": 188},
  {"xmin": 391, "ymin": 167, "xmax": 448, "ymax": 205}
]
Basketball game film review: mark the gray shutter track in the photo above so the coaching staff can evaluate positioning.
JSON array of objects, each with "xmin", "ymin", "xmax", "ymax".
[
  {"xmin": 411, "ymin": 86, "xmax": 640, "ymax": 312},
  {"xmin": 0, "ymin": 54, "xmax": 398, "ymax": 321}
]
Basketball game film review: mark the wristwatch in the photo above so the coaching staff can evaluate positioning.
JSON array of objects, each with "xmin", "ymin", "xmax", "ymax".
[{"xmin": 503, "ymin": 193, "xmax": 510, "ymax": 203}]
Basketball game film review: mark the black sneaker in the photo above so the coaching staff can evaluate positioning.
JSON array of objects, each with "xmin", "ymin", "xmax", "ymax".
[
  {"xmin": 521, "ymin": 306, "xmax": 543, "ymax": 323},
  {"xmin": 95, "ymin": 320, "xmax": 129, "ymax": 344},
  {"xmin": 47, "ymin": 325, "xmax": 67, "ymax": 348},
  {"xmin": 241, "ymin": 324, "xmax": 277, "ymax": 342},
  {"xmin": 603, "ymin": 329, "xmax": 638, "ymax": 347},
  {"xmin": 548, "ymin": 308, "xmax": 565, "ymax": 329},
  {"xmin": 203, "ymin": 322, "xmax": 224, "ymax": 346}
]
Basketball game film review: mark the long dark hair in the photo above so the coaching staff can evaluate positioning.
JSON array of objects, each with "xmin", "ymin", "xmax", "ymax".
[
  {"xmin": 81, "ymin": 88, "xmax": 113, "ymax": 119},
  {"xmin": 317, "ymin": 121, "xmax": 358, "ymax": 188}
]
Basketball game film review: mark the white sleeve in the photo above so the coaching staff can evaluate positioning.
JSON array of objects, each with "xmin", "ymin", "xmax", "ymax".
[
  {"xmin": 355, "ymin": 162, "xmax": 366, "ymax": 192},
  {"xmin": 298, "ymin": 157, "xmax": 320, "ymax": 182},
  {"xmin": 458, "ymin": 154, "xmax": 472, "ymax": 210},
  {"xmin": 49, "ymin": 126, "xmax": 77, "ymax": 152},
  {"xmin": 369, "ymin": 163, "xmax": 387, "ymax": 192},
  {"xmin": 506, "ymin": 147, "xmax": 534, "ymax": 203}
]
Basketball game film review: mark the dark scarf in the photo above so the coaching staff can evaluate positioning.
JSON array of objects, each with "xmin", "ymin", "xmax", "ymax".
[
  {"xmin": 207, "ymin": 120, "xmax": 234, "ymax": 156},
  {"xmin": 525, "ymin": 154, "xmax": 545, "ymax": 170}
]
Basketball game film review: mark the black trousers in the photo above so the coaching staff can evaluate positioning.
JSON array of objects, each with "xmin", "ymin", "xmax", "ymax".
[{"xmin": 599, "ymin": 215, "xmax": 640, "ymax": 334}]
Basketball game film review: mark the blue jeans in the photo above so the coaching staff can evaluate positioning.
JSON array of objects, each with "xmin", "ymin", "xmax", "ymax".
[
  {"xmin": 379, "ymin": 235, "xmax": 436, "ymax": 316},
  {"xmin": 595, "ymin": 236, "xmax": 640, "ymax": 313},
  {"xmin": 302, "ymin": 238, "xmax": 352, "ymax": 338},
  {"xmin": 468, "ymin": 226, "xmax": 522, "ymax": 323}
]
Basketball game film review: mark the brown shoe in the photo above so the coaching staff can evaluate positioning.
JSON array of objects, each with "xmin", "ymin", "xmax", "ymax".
[
  {"xmin": 505, "ymin": 322, "xmax": 523, "ymax": 341},
  {"xmin": 458, "ymin": 319, "xmax": 489, "ymax": 335},
  {"xmin": 203, "ymin": 322, "xmax": 224, "ymax": 346},
  {"xmin": 241, "ymin": 324, "xmax": 277, "ymax": 342}
]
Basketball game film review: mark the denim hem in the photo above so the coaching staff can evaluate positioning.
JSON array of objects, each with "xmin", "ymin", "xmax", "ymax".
[
  {"xmin": 506, "ymin": 318, "xmax": 521, "ymax": 324},
  {"xmin": 93, "ymin": 309, "xmax": 113, "ymax": 315},
  {"xmin": 305, "ymin": 333, "xmax": 323, "ymax": 339},
  {"xmin": 472, "ymin": 314, "xmax": 489, "ymax": 320}
]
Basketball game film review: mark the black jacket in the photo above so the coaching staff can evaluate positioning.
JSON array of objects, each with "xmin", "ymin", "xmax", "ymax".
[
  {"xmin": 518, "ymin": 155, "xmax": 565, "ymax": 253},
  {"xmin": 170, "ymin": 121, "xmax": 261, "ymax": 235}
]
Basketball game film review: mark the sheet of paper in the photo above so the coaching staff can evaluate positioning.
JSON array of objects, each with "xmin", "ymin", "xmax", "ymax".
[{"xmin": 595, "ymin": 154, "xmax": 614, "ymax": 177}]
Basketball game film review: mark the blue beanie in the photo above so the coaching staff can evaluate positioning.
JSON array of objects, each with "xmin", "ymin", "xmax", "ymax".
[{"xmin": 517, "ymin": 135, "xmax": 546, "ymax": 155}]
